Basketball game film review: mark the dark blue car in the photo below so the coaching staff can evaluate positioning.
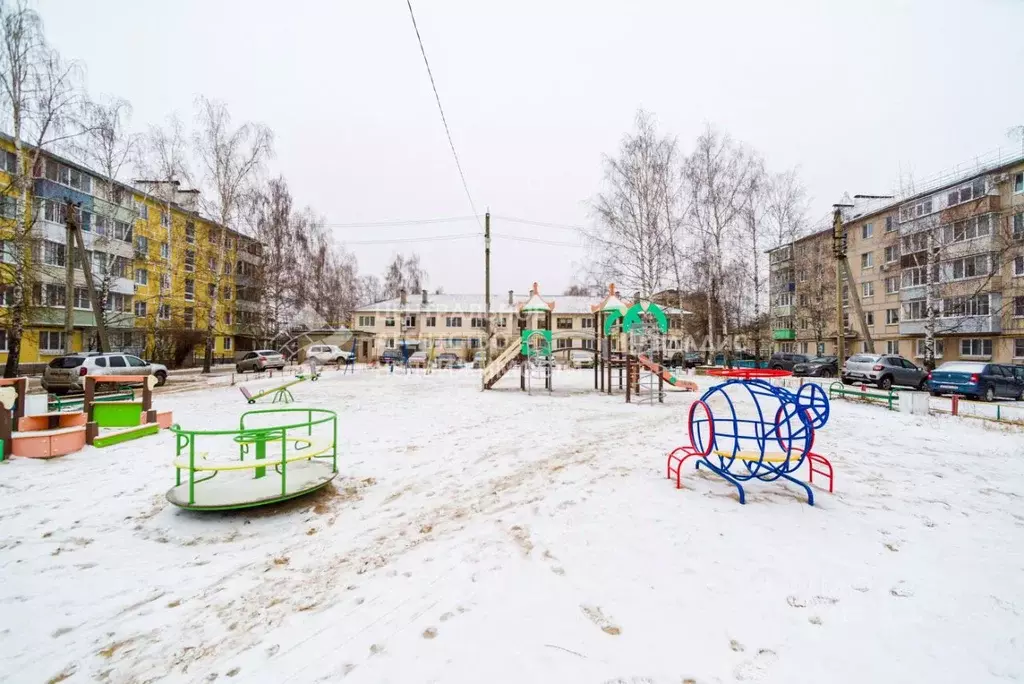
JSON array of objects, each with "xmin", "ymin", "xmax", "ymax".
[{"xmin": 927, "ymin": 361, "xmax": 1024, "ymax": 401}]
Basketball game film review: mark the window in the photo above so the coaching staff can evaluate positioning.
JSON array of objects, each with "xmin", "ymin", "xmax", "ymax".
[
  {"xmin": 884, "ymin": 245, "xmax": 899, "ymax": 263},
  {"xmin": 864, "ymin": 311, "xmax": 874, "ymax": 327},
  {"xmin": 798, "ymin": 294, "xmax": 808, "ymax": 307},
  {"xmin": 862, "ymin": 282, "xmax": 874, "ymax": 298},
  {"xmin": 0, "ymin": 285, "xmax": 13, "ymax": 306},
  {"xmin": 110, "ymin": 219, "xmax": 132, "ymax": 242},
  {"xmin": 885, "ymin": 216, "xmax": 894, "ymax": 232},
  {"xmin": 557, "ymin": 338, "xmax": 571, "ymax": 349},
  {"xmin": 107, "ymin": 355, "xmax": 126, "ymax": 368},
  {"xmin": 943, "ymin": 215, "xmax": 993, "ymax": 244},
  {"xmin": 134, "ymin": 268, "xmax": 148, "ymax": 285},
  {"xmin": 582, "ymin": 316, "xmax": 593, "ymax": 329},
  {"xmin": 384, "ymin": 316, "xmax": 395, "ymax": 327},
  {"xmin": 223, "ymin": 286, "xmax": 232, "ymax": 300},
  {"xmin": 1015, "ymin": 339, "xmax": 1024, "ymax": 359},
  {"xmin": 206, "ymin": 283, "xmax": 215, "ymax": 298},
  {"xmin": 470, "ymin": 317, "xmax": 485, "ymax": 328},
  {"xmin": 185, "ymin": 221, "xmax": 195, "ymax": 243},
  {"xmin": 160, "ymin": 210, "xmax": 170, "ymax": 228},
  {"xmin": 960, "ymin": 338, "xmax": 992, "ymax": 358},
  {"xmin": 184, "ymin": 307, "xmax": 194, "ymax": 329},
  {"xmin": 160, "ymin": 242, "xmax": 169, "ymax": 259},
  {"xmin": 358, "ymin": 315, "xmax": 375, "ymax": 327},
  {"xmin": 903, "ymin": 300, "xmax": 928, "ymax": 320},
  {"xmin": 1013, "ymin": 172, "xmax": 1024, "ymax": 194},
  {"xmin": 797, "ymin": 269, "xmax": 807, "ymax": 283},
  {"xmin": 950, "ymin": 254, "xmax": 993, "ymax": 280},
  {"xmin": 945, "ymin": 178, "xmax": 986, "ymax": 207},
  {"xmin": 33, "ymin": 283, "xmax": 66, "ymax": 307},
  {"xmin": 0, "ymin": 330, "xmax": 6, "ymax": 351},
  {"xmin": 134, "ymin": 301, "xmax": 147, "ymax": 317},
  {"xmin": 184, "ymin": 279, "xmax": 194, "ymax": 301},
  {"xmin": 1016, "ymin": 256, "xmax": 1024, "ymax": 277},
  {"xmin": 108, "ymin": 256, "xmax": 129, "ymax": 279},
  {"xmin": 860, "ymin": 252, "xmax": 873, "ymax": 269},
  {"xmin": 0, "ymin": 195, "xmax": 17, "ymax": 219},
  {"xmin": 1, "ymin": 149, "xmax": 15, "ymax": 173},
  {"xmin": 862, "ymin": 223, "xmax": 873, "ymax": 239},
  {"xmin": 106, "ymin": 292, "xmax": 131, "ymax": 313},
  {"xmin": 446, "ymin": 316, "xmax": 462, "ymax": 327},
  {"xmin": 184, "ymin": 249, "xmax": 195, "ymax": 272},
  {"xmin": 0, "ymin": 240, "xmax": 16, "ymax": 264},
  {"xmin": 208, "ymin": 256, "xmax": 216, "ymax": 271},
  {"xmin": 425, "ymin": 316, "xmax": 436, "ymax": 327},
  {"xmin": 915, "ymin": 339, "xmax": 944, "ymax": 359},
  {"xmin": 942, "ymin": 294, "xmax": 990, "ymax": 318},
  {"xmin": 160, "ymin": 273, "xmax": 170, "ymax": 292},
  {"xmin": 1014, "ymin": 213, "xmax": 1024, "ymax": 240},
  {"xmin": 886, "ymin": 308, "xmax": 900, "ymax": 325},
  {"xmin": 134, "ymin": 235, "xmax": 148, "ymax": 256},
  {"xmin": 886, "ymin": 340, "xmax": 899, "ymax": 355},
  {"xmin": 134, "ymin": 199, "xmax": 148, "ymax": 221},
  {"xmin": 39, "ymin": 331, "xmax": 66, "ymax": 353},
  {"xmin": 1015, "ymin": 296, "xmax": 1024, "ymax": 317},
  {"xmin": 41, "ymin": 240, "xmax": 65, "ymax": 266},
  {"xmin": 496, "ymin": 316, "xmax": 508, "ymax": 328},
  {"xmin": 885, "ymin": 276, "xmax": 899, "ymax": 294},
  {"xmin": 158, "ymin": 304, "xmax": 171, "ymax": 320},
  {"xmin": 557, "ymin": 317, "xmax": 573, "ymax": 330},
  {"xmin": 224, "ymin": 311, "xmax": 232, "ymax": 326}
]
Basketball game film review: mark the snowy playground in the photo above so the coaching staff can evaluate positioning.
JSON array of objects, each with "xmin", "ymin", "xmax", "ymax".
[{"xmin": 1, "ymin": 366, "xmax": 1022, "ymax": 683}]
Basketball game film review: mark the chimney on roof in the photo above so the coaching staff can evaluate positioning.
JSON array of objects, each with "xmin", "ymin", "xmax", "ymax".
[
  {"xmin": 400, "ymin": 289, "xmax": 407, "ymax": 306},
  {"xmin": 508, "ymin": 290, "xmax": 514, "ymax": 306},
  {"xmin": 421, "ymin": 289, "xmax": 428, "ymax": 305}
]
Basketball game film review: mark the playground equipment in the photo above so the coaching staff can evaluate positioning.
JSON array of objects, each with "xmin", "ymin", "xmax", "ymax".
[
  {"xmin": 593, "ymin": 289, "xmax": 698, "ymax": 404},
  {"xmin": 85, "ymin": 375, "xmax": 173, "ymax": 447},
  {"xmin": 166, "ymin": 407, "xmax": 338, "ymax": 510},
  {"xmin": 48, "ymin": 387, "xmax": 135, "ymax": 412},
  {"xmin": 665, "ymin": 368, "xmax": 834, "ymax": 505},
  {"xmin": 519, "ymin": 283, "xmax": 553, "ymax": 394},
  {"xmin": 239, "ymin": 376, "xmax": 306, "ymax": 404},
  {"xmin": 0, "ymin": 377, "xmax": 88, "ymax": 459}
]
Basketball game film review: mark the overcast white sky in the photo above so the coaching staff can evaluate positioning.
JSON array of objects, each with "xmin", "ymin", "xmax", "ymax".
[{"xmin": 36, "ymin": 0, "xmax": 1024, "ymax": 295}]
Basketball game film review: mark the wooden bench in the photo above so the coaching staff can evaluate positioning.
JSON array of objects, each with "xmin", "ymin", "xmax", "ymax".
[
  {"xmin": 173, "ymin": 437, "xmax": 334, "ymax": 471},
  {"xmin": 828, "ymin": 382, "xmax": 898, "ymax": 410}
]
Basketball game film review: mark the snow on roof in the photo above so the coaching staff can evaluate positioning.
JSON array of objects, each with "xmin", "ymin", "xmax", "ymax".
[
  {"xmin": 355, "ymin": 293, "xmax": 688, "ymax": 315},
  {"xmin": 520, "ymin": 283, "xmax": 553, "ymax": 312}
]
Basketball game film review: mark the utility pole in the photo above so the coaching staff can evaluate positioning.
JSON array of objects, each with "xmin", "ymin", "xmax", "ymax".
[
  {"xmin": 483, "ymin": 210, "xmax": 491, "ymax": 387},
  {"xmin": 63, "ymin": 200, "xmax": 75, "ymax": 354},
  {"xmin": 66, "ymin": 199, "xmax": 110, "ymax": 352},
  {"xmin": 831, "ymin": 206, "xmax": 846, "ymax": 364}
]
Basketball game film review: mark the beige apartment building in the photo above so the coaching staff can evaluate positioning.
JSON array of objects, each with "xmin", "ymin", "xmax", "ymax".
[
  {"xmin": 352, "ymin": 290, "xmax": 689, "ymax": 361},
  {"xmin": 769, "ymin": 153, "xmax": 1024, "ymax": 365}
]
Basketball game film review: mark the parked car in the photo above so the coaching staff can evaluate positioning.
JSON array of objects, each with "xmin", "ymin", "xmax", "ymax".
[
  {"xmin": 378, "ymin": 349, "xmax": 403, "ymax": 365},
  {"xmin": 841, "ymin": 354, "xmax": 928, "ymax": 390},
  {"xmin": 569, "ymin": 350, "xmax": 595, "ymax": 369},
  {"xmin": 436, "ymin": 352, "xmax": 464, "ymax": 369},
  {"xmin": 472, "ymin": 351, "xmax": 488, "ymax": 369},
  {"xmin": 236, "ymin": 350, "xmax": 287, "ymax": 374},
  {"xmin": 767, "ymin": 352, "xmax": 810, "ymax": 371},
  {"xmin": 42, "ymin": 353, "xmax": 168, "ymax": 395},
  {"xmin": 792, "ymin": 356, "xmax": 839, "ymax": 378},
  {"xmin": 681, "ymin": 351, "xmax": 703, "ymax": 368},
  {"xmin": 305, "ymin": 344, "xmax": 353, "ymax": 365},
  {"xmin": 407, "ymin": 351, "xmax": 429, "ymax": 368},
  {"xmin": 927, "ymin": 361, "xmax": 1024, "ymax": 401}
]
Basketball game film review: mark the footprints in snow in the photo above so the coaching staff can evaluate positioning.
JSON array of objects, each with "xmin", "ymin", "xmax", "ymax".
[{"xmin": 581, "ymin": 604, "xmax": 621, "ymax": 636}]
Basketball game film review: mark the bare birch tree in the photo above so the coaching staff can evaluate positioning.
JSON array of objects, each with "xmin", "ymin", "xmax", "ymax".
[
  {"xmin": 192, "ymin": 97, "xmax": 272, "ymax": 373},
  {"xmin": 683, "ymin": 126, "xmax": 759, "ymax": 361},
  {"xmin": 0, "ymin": 0, "xmax": 85, "ymax": 375},
  {"xmin": 589, "ymin": 110, "xmax": 677, "ymax": 297}
]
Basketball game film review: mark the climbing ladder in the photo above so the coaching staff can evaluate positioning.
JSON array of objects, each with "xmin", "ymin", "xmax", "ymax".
[{"xmin": 482, "ymin": 343, "xmax": 521, "ymax": 390}]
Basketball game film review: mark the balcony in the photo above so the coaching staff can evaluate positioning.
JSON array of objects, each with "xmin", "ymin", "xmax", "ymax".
[
  {"xmin": 900, "ymin": 284, "xmax": 926, "ymax": 302},
  {"xmin": 940, "ymin": 195, "xmax": 1000, "ymax": 224},
  {"xmin": 772, "ymin": 329, "xmax": 796, "ymax": 341},
  {"xmin": 899, "ymin": 315, "xmax": 1001, "ymax": 336},
  {"xmin": 772, "ymin": 305, "xmax": 794, "ymax": 317}
]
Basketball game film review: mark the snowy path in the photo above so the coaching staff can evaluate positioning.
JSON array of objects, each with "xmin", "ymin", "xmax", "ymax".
[{"xmin": 0, "ymin": 369, "xmax": 1021, "ymax": 683}]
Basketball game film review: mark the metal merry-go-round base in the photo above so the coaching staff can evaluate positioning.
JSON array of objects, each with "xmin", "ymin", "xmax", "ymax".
[{"xmin": 166, "ymin": 459, "xmax": 338, "ymax": 511}]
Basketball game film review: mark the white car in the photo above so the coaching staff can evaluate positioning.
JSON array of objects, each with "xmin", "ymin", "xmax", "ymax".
[{"xmin": 306, "ymin": 344, "xmax": 354, "ymax": 364}]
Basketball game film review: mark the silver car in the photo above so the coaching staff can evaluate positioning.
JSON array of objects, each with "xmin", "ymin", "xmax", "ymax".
[
  {"xmin": 841, "ymin": 353, "xmax": 928, "ymax": 390},
  {"xmin": 236, "ymin": 350, "xmax": 287, "ymax": 373},
  {"xmin": 42, "ymin": 353, "xmax": 169, "ymax": 395}
]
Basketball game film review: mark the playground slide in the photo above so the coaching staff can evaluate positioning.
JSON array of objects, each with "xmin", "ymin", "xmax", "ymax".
[{"xmin": 636, "ymin": 355, "xmax": 699, "ymax": 392}]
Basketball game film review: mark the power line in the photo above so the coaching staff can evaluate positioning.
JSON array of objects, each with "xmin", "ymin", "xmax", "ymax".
[
  {"xmin": 336, "ymin": 233, "xmax": 478, "ymax": 246},
  {"xmin": 405, "ymin": 0, "xmax": 481, "ymax": 227},
  {"xmin": 492, "ymin": 215, "xmax": 588, "ymax": 233},
  {"xmin": 493, "ymin": 232, "xmax": 584, "ymax": 247},
  {"xmin": 322, "ymin": 216, "xmax": 479, "ymax": 229}
]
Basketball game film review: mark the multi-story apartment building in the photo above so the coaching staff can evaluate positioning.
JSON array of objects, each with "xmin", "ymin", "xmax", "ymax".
[
  {"xmin": 352, "ymin": 290, "xmax": 688, "ymax": 361},
  {"xmin": 0, "ymin": 134, "xmax": 263, "ymax": 365},
  {"xmin": 769, "ymin": 153, "xmax": 1024, "ymax": 365}
]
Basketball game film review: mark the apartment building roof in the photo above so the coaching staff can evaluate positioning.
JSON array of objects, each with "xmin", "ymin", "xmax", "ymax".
[{"xmin": 356, "ymin": 294, "xmax": 689, "ymax": 315}]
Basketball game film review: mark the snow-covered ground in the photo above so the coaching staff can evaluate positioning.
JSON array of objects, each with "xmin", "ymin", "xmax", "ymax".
[{"xmin": 1, "ymin": 367, "xmax": 1022, "ymax": 683}]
